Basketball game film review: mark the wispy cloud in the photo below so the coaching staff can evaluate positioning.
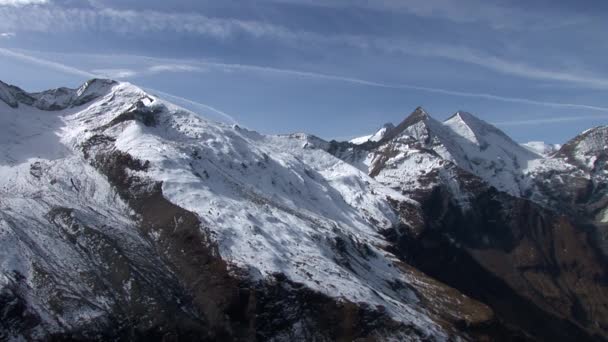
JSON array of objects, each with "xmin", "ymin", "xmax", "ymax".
[
  {"xmin": 91, "ymin": 68, "xmax": 137, "ymax": 79},
  {"xmin": 1, "ymin": 4, "xmax": 606, "ymax": 90},
  {"xmin": 0, "ymin": 0, "xmax": 47, "ymax": 6},
  {"xmin": 0, "ymin": 5, "xmax": 291, "ymax": 39},
  {"xmin": 403, "ymin": 45, "xmax": 608, "ymax": 89},
  {"xmin": 0, "ymin": 32, "xmax": 14, "ymax": 37},
  {"xmin": 269, "ymin": 0, "xmax": 587, "ymax": 31},
  {"xmin": 148, "ymin": 64, "xmax": 203, "ymax": 73},
  {"xmin": 494, "ymin": 115, "xmax": 608, "ymax": 127}
]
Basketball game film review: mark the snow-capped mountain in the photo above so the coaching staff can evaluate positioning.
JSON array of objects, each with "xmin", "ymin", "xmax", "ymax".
[
  {"xmin": 2, "ymin": 79, "xmax": 608, "ymax": 341},
  {"xmin": 341, "ymin": 108, "xmax": 541, "ymax": 198},
  {"xmin": 1, "ymin": 79, "xmax": 498, "ymax": 341},
  {"xmin": 328, "ymin": 107, "xmax": 608, "ymax": 340}
]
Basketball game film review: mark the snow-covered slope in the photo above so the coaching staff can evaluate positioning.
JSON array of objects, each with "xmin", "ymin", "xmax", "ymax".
[
  {"xmin": 331, "ymin": 107, "xmax": 607, "ymax": 226},
  {"xmin": 442, "ymin": 111, "xmax": 541, "ymax": 195},
  {"xmin": 341, "ymin": 108, "xmax": 543, "ymax": 201},
  {"xmin": 82, "ymin": 84, "xmax": 420, "ymax": 322},
  {"xmin": 1, "ymin": 79, "xmax": 497, "ymax": 340}
]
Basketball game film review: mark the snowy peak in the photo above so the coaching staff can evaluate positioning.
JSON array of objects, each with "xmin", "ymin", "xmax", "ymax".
[
  {"xmin": 444, "ymin": 111, "xmax": 529, "ymax": 152},
  {"xmin": 397, "ymin": 106, "xmax": 431, "ymax": 128},
  {"xmin": 379, "ymin": 106, "xmax": 445, "ymax": 145},
  {"xmin": 357, "ymin": 108, "xmax": 544, "ymax": 196},
  {"xmin": 0, "ymin": 78, "xmax": 117, "ymax": 111},
  {"xmin": 444, "ymin": 111, "xmax": 540, "ymax": 158},
  {"xmin": 445, "ymin": 111, "xmax": 502, "ymax": 145}
]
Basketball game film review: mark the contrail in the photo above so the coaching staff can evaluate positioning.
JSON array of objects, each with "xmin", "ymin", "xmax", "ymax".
[
  {"xmin": 143, "ymin": 87, "xmax": 238, "ymax": 124},
  {"xmin": 198, "ymin": 61, "xmax": 608, "ymax": 112},
  {"xmin": 0, "ymin": 47, "xmax": 98, "ymax": 78},
  {"xmin": 494, "ymin": 115, "xmax": 608, "ymax": 127}
]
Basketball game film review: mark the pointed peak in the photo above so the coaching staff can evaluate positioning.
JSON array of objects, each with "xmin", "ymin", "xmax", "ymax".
[
  {"xmin": 401, "ymin": 106, "xmax": 431, "ymax": 125},
  {"xmin": 414, "ymin": 106, "xmax": 429, "ymax": 117},
  {"xmin": 445, "ymin": 111, "xmax": 501, "ymax": 134},
  {"xmin": 374, "ymin": 107, "xmax": 439, "ymax": 144}
]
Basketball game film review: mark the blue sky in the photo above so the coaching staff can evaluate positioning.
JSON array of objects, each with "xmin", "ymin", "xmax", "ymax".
[{"xmin": 1, "ymin": 0, "xmax": 607, "ymax": 143}]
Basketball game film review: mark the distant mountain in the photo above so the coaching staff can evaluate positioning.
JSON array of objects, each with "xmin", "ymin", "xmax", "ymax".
[
  {"xmin": 522, "ymin": 141, "xmax": 561, "ymax": 156},
  {"xmin": 350, "ymin": 123, "xmax": 395, "ymax": 145},
  {"xmin": 1, "ymin": 79, "xmax": 607, "ymax": 341}
]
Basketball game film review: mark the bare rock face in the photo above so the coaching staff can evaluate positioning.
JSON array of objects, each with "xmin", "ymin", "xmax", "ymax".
[{"xmin": 385, "ymin": 180, "xmax": 608, "ymax": 341}]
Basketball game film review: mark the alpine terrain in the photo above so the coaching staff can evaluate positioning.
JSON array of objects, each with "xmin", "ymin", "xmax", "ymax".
[{"xmin": 1, "ymin": 79, "xmax": 607, "ymax": 341}]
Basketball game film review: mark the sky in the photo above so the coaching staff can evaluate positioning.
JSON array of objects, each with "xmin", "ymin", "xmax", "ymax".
[{"xmin": 0, "ymin": 0, "xmax": 608, "ymax": 143}]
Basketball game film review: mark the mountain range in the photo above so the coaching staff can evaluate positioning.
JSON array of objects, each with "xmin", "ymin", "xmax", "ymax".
[{"xmin": 1, "ymin": 79, "xmax": 607, "ymax": 341}]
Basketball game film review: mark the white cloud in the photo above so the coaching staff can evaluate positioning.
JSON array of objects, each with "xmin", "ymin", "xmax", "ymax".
[
  {"xmin": 91, "ymin": 68, "xmax": 137, "ymax": 79},
  {"xmin": 0, "ymin": 32, "xmax": 15, "ymax": 37},
  {"xmin": 148, "ymin": 64, "xmax": 204, "ymax": 73},
  {"xmin": 269, "ymin": 0, "xmax": 587, "ymax": 31},
  {"xmin": 0, "ymin": 5, "xmax": 605, "ymax": 91},
  {"xmin": 0, "ymin": 0, "xmax": 47, "ymax": 6},
  {"xmin": 0, "ymin": 6, "xmax": 290, "ymax": 39}
]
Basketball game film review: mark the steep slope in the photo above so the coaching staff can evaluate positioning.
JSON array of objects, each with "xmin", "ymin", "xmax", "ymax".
[
  {"xmin": 525, "ymin": 125, "xmax": 608, "ymax": 253},
  {"xmin": 442, "ymin": 111, "xmax": 541, "ymax": 195},
  {"xmin": 328, "ymin": 108, "xmax": 608, "ymax": 341},
  {"xmin": 0, "ymin": 80, "xmax": 497, "ymax": 341}
]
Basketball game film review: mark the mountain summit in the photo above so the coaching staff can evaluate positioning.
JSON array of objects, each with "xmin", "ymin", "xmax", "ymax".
[{"xmin": 2, "ymin": 79, "xmax": 608, "ymax": 341}]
